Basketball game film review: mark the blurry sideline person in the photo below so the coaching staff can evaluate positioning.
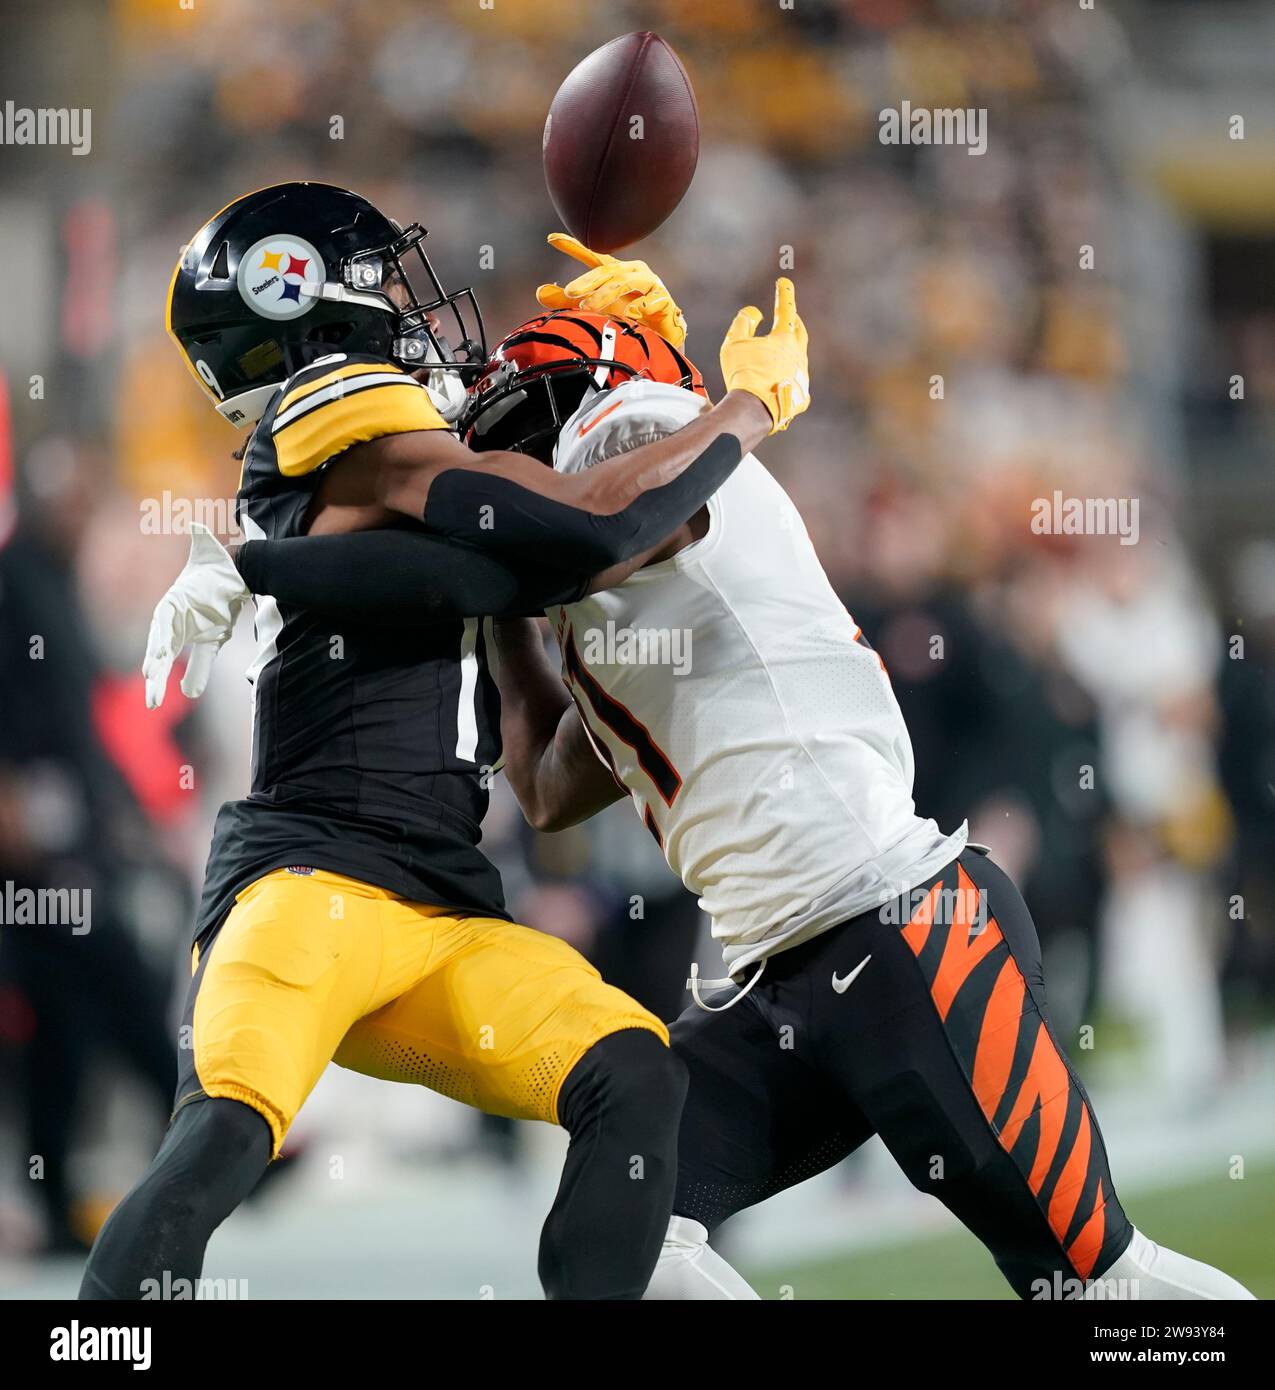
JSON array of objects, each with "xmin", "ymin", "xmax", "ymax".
[
  {"xmin": 0, "ymin": 442, "xmax": 178, "ymax": 1253},
  {"xmin": 1217, "ymin": 541, "xmax": 1275, "ymax": 1017},
  {"xmin": 1054, "ymin": 541, "xmax": 1230, "ymax": 1100}
]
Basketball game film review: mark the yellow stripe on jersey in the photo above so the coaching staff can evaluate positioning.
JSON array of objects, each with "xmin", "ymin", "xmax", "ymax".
[
  {"xmin": 272, "ymin": 367, "xmax": 447, "ymax": 477},
  {"xmin": 275, "ymin": 360, "xmax": 394, "ymax": 415}
]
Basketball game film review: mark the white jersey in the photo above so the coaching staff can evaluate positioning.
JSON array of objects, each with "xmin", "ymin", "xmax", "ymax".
[{"xmin": 551, "ymin": 380, "xmax": 966, "ymax": 974}]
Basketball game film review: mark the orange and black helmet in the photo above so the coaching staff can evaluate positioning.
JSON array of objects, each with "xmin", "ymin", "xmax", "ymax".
[{"xmin": 462, "ymin": 310, "xmax": 707, "ymax": 464}]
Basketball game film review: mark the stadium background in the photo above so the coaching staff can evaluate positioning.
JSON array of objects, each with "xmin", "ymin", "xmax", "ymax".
[{"xmin": 0, "ymin": 0, "xmax": 1272, "ymax": 1298}]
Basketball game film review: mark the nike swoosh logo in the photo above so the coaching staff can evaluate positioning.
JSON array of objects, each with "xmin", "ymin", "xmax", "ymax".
[{"xmin": 831, "ymin": 955, "xmax": 871, "ymax": 994}]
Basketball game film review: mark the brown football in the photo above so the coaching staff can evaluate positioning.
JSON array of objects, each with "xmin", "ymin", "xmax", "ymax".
[{"xmin": 542, "ymin": 32, "xmax": 699, "ymax": 254}]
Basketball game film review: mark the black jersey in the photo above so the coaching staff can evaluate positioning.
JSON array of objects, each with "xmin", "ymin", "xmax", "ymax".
[{"xmin": 194, "ymin": 353, "xmax": 507, "ymax": 944}]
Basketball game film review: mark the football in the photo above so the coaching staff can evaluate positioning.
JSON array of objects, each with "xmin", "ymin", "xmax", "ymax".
[{"xmin": 542, "ymin": 31, "xmax": 699, "ymax": 253}]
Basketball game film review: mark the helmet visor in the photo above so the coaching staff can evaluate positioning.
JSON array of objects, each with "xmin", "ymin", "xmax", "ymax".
[{"xmin": 462, "ymin": 359, "xmax": 641, "ymax": 464}]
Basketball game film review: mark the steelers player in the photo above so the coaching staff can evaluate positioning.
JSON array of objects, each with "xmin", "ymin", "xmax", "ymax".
[{"xmin": 79, "ymin": 183, "xmax": 809, "ymax": 1301}]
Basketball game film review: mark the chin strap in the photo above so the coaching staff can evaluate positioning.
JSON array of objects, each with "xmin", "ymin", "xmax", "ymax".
[
  {"xmin": 592, "ymin": 322, "xmax": 619, "ymax": 387},
  {"xmin": 423, "ymin": 368, "xmax": 469, "ymax": 423}
]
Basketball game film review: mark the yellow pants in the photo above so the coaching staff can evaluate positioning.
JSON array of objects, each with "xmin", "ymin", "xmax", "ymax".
[{"xmin": 178, "ymin": 868, "xmax": 665, "ymax": 1155}]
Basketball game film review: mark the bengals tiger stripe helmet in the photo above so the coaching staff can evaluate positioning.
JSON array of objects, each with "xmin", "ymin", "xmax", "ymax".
[{"xmin": 462, "ymin": 310, "xmax": 707, "ymax": 465}]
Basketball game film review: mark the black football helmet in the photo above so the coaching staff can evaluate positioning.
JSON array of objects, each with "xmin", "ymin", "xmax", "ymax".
[{"xmin": 166, "ymin": 181, "xmax": 485, "ymax": 428}]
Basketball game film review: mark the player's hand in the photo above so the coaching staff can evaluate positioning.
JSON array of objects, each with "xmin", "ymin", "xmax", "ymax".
[
  {"xmin": 143, "ymin": 523, "xmax": 251, "ymax": 709},
  {"xmin": 719, "ymin": 278, "xmax": 810, "ymax": 434},
  {"xmin": 536, "ymin": 233, "xmax": 688, "ymax": 348}
]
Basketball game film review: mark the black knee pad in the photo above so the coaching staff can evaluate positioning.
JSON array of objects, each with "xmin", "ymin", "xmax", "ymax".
[
  {"xmin": 197, "ymin": 1097, "xmax": 272, "ymax": 1155},
  {"xmin": 539, "ymin": 1030, "xmax": 686, "ymax": 1300},
  {"xmin": 558, "ymin": 1028, "xmax": 688, "ymax": 1140},
  {"xmin": 169, "ymin": 1096, "xmax": 271, "ymax": 1164},
  {"xmin": 148, "ymin": 1098, "xmax": 272, "ymax": 1215}
]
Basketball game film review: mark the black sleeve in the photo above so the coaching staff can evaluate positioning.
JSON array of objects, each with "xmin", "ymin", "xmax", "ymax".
[
  {"xmin": 235, "ymin": 529, "xmax": 586, "ymax": 623},
  {"xmin": 421, "ymin": 432, "xmax": 742, "ymax": 572}
]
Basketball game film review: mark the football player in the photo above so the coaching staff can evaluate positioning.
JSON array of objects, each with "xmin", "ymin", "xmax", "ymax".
[
  {"xmin": 215, "ymin": 305, "xmax": 1254, "ymax": 1302},
  {"xmin": 79, "ymin": 182, "xmax": 810, "ymax": 1302}
]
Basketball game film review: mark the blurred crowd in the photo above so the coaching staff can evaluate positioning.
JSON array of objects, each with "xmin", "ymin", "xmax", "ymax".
[{"xmin": 1, "ymin": 0, "xmax": 1273, "ymax": 1256}]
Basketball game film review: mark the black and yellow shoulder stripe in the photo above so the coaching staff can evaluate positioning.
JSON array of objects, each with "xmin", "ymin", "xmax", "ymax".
[{"xmin": 270, "ymin": 357, "xmax": 447, "ymax": 477}]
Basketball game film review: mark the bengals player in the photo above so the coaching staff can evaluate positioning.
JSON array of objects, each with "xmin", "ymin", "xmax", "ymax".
[{"xmin": 216, "ymin": 298, "xmax": 1253, "ymax": 1302}]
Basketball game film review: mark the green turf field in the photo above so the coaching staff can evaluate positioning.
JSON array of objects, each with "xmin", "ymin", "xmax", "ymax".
[{"xmin": 743, "ymin": 1164, "xmax": 1274, "ymax": 1300}]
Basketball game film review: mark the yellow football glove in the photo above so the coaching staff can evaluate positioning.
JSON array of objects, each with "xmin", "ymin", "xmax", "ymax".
[
  {"xmin": 536, "ymin": 233, "xmax": 688, "ymax": 348},
  {"xmin": 719, "ymin": 277, "xmax": 810, "ymax": 433}
]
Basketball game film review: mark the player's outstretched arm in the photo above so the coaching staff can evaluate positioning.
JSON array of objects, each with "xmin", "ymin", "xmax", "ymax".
[
  {"xmin": 143, "ymin": 524, "xmax": 595, "ymax": 709},
  {"xmin": 491, "ymin": 617, "xmax": 625, "ymax": 831},
  {"xmin": 356, "ymin": 278, "xmax": 809, "ymax": 575},
  {"xmin": 233, "ymin": 529, "xmax": 587, "ymax": 622},
  {"xmin": 232, "ymin": 522, "xmax": 675, "ymax": 621},
  {"xmin": 182, "ymin": 278, "xmax": 810, "ymax": 676}
]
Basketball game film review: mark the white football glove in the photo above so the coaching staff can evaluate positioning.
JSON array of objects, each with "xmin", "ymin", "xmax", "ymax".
[{"xmin": 143, "ymin": 523, "xmax": 251, "ymax": 710}]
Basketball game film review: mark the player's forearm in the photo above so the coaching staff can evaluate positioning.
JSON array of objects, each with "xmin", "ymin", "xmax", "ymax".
[
  {"xmin": 354, "ymin": 272, "xmax": 805, "ymax": 576},
  {"xmin": 558, "ymin": 390, "xmax": 770, "ymax": 513},
  {"xmin": 492, "ymin": 618, "xmax": 574, "ymax": 828},
  {"xmin": 409, "ymin": 393, "xmax": 765, "ymax": 575},
  {"xmin": 232, "ymin": 530, "xmax": 586, "ymax": 622},
  {"xmin": 492, "ymin": 619, "xmax": 622, "ymax": 831}
]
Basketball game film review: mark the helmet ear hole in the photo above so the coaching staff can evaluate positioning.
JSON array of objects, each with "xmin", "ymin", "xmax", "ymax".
[{"xmin": 306, "ymin": 320, "xmax": 356, "ymax": 347}]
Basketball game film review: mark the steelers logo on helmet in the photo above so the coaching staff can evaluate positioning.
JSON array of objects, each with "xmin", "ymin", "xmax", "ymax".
[{"xmin": 236, "ymin": 235, "xmax": 324, "ymax": 321}]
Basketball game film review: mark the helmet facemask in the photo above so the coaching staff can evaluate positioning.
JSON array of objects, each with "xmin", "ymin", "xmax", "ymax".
[
  {"xmin": 463, "ymin": 356, "xmax": 644, "ymax": 465},
  {"xmin": 339, "ymin": 223, "xmax": 485, "ymax": 382}
]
